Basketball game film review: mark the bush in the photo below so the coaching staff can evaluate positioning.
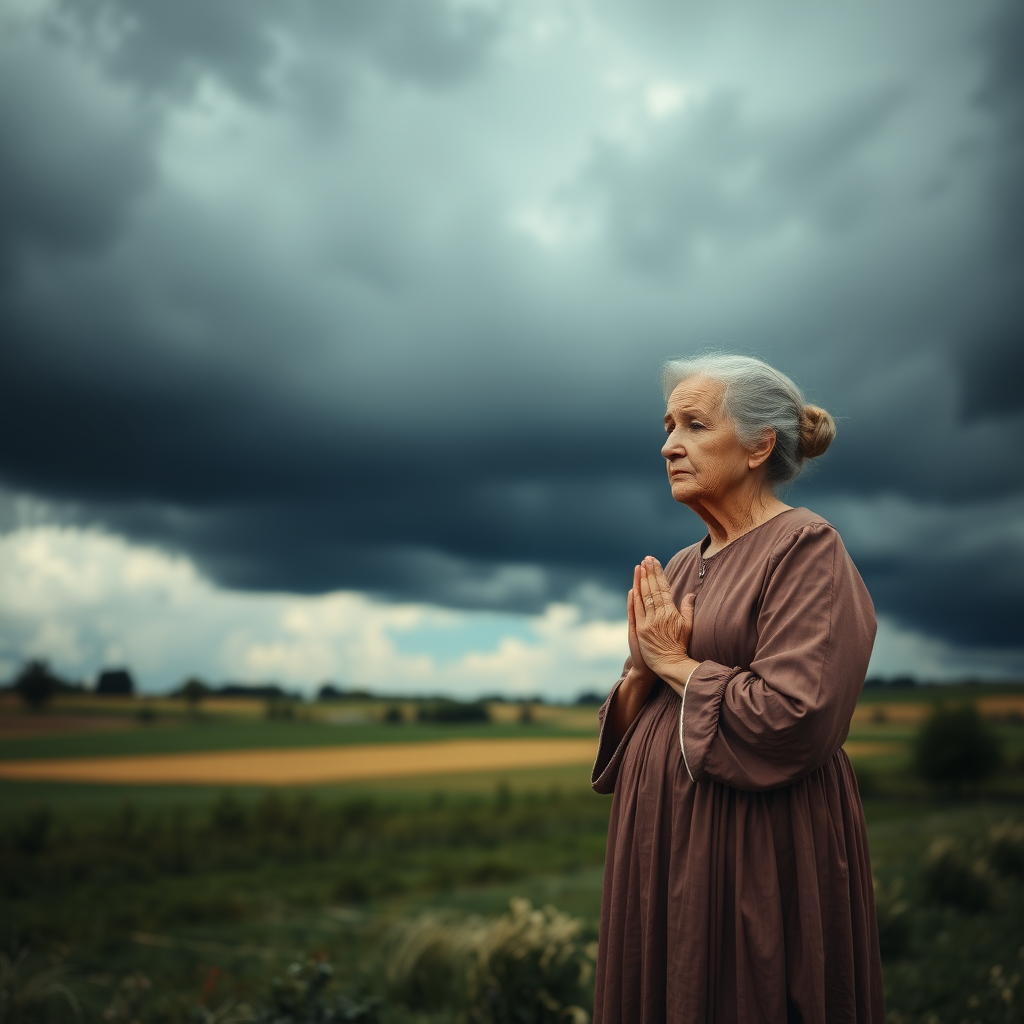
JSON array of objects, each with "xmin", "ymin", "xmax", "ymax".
[
  {"xmin": 416, "ymin": 699, "xmax": 490, "ymax": 724},
  {"xmin": 920, "ymin": 837, "xmax": 993, "ymax": 913},
  {"xmin": 469, "ymin": 899, "xmax": 595, "ymax": 1024},
  {"xmin": 873, "ymin": 877, "xmax": 911, "ymax": 960},
  {"xmin": 266, "ymin": 698, "xmax": 296, "ymax": 720},
  {"xmin": 386, "ymin": 899, "xmax": 595, "ymax": 1023},
  {"xmin": 987, "ymin": 819, "xmax": 1024, "ymax": 878},
  {"xmin": 253, "ymin": 956, "xmax": 379, "ymax": 1023},
  {"xmin": 0, "ymin": 947, "xmax": 81, "ymax": 1023},
  {"xmin": 912, "ymin": 702, "xmax": 1003, "ymax": 790}
]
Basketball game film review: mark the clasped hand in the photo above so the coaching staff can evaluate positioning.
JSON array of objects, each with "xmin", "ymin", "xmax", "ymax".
[{"xmin": 628, "ymin": 556, "xmax": 696, "ymax": 691}]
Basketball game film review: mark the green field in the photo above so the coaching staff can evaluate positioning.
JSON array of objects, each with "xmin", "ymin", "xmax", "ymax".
[{"xmin": 2, "ymin": 687, "xmax": 1024, "ymax": 1023}]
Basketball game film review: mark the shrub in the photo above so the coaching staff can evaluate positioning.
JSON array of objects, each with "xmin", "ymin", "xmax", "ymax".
[
  {"xmin": 912, "ymin": 702, "xmax": 1003, "ymax": 790},
  {"xmin": 873, "ymin": 877, "xmax": 911, "ymax": 960},
  {"xmin": 987, "ymin": 819, "xmax": 1024, "ymax": 878},
  {"xmin": 469, "ymin": 898, "xmax": 595, "ymax": 1024},
  {"xmin": 416, "ymin": 699, "xmax": 490, "ymax": 724},
  {"xmin": 920, "ymin": 836, "xmax": 993, "ymax": 913},
  {"xmin": 253, "ymin": 956, "xmax": 379, "ymax": 1023},
  {"xmin": 211, "ymin": 792, "xmax": 248, "ymax": 835},
  {"xmin": 386, "ymin": 899, "xmax": 595, "ymax": 1023},
  {"xmin": 266, "ymin": 698, "xmax": 296, "ymax": 720},
  {"xmin": 0, "ymin": 947, "xmax": 81, "ymax": 1024}
]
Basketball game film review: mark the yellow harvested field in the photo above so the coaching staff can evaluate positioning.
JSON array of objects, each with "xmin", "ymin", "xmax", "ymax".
[
  {"xmin": 0, "ymin": 738, "xmax": 599, "ymax": 786},
  {"xmin": 0, "ymin": 737, "xmax": 898, "ymax": 786}
]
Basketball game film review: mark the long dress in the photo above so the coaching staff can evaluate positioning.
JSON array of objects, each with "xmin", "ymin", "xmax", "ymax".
[{"xmin": 591, "ymin": 507, "xmax": 885, "ymax": 1024}]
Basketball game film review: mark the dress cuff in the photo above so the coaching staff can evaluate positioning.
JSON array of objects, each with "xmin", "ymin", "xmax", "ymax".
[{"xmin": 678, "ymin": 661, "xmax": 732, "ymax": 783}]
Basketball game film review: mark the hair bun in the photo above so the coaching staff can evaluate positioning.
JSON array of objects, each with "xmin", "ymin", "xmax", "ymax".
[{"xmin": 798, "ymin": 404, "xmax": 836, "ymax": 459}]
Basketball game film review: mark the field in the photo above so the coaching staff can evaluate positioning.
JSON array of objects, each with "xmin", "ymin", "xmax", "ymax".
[{"xmin": 2, "ymin": 686, "xmax": 1024, "ymax": 1023}]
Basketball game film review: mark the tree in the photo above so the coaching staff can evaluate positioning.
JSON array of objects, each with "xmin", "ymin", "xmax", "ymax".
[
  {"xmin": 180, "ymin": 677, "xmax": 208, "ymax": 714},
  {"xmin": 14, "ymin": 660, "xmax": 60, "ymax": 711},
  {"xmin": 913, "ymin": 702, "xmax": 1003, "ymax": 791}
]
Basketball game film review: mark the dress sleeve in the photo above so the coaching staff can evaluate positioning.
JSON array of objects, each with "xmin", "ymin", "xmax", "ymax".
[
  {"xmin": 680, "ymin": 522, "xmax": 876, "ymax": 792},
  {"xmin": 591, "ymin": 662, "xmax": 641, "ymax": 795}
]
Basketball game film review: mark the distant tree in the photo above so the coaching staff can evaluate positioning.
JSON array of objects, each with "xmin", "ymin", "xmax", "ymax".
[
  {"xmin": 180, "ymin": 677, "xmax": 208, "ymax": 714},
  {"xmin": 14, "ymin": 660, "xmax": 60, "ymax": 711},
  {"xmin": 891, "ymin": 675, "xmax": 918, "ymax": 689},
  {"xmin": 96, "ymin": 669, "xmax": 134, "ymax": 696},
  {"xmin": 913, "ymin": 702, "xmax": 1003, "ymax": 791},
  {"xmin": 416, "ymin": 699, "xmax": 490, "ymax": 724},
  {"xmin": 383, "ymin": 705, "xmax": 404, "ymax": 724}
]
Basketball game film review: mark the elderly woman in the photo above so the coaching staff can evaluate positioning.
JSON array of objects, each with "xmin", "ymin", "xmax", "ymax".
[{"xmin": 592, "ymin": 353, "xmax": 884, "ymax": 1023}]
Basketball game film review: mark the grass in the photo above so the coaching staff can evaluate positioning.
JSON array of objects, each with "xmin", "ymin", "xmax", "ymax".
[
  {"xmin": 0, "ymin": 710, "xmax": 595, "ymax": 762},
  {"xmin": 3, "ymin": 687, "xmax": 1024, "ymax": 1022}
]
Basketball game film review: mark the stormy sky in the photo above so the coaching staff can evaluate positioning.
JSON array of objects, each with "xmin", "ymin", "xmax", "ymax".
[{"xmin": 1, "ymin": 0, "xmax": 1022, "ymax": 698}]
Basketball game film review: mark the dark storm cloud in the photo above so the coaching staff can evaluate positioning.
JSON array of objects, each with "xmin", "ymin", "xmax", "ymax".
[
  {"xmin": 50, "ymin": 0, "xmax": 503, "ymax": 99},
  {"xmin": 1, "ymin": 0, "xmax": 1022, "ymax": 662},
  {"xmin": 954, "ymin": 0, "xmax": 1024, "ymax": 420},
  {"xmin": 0, "ymin": 31, "xmax": 156, "ymax": 273},
  {"xmin": 578, "ymin": 84, "xmax": 905, "ymax": 272}
]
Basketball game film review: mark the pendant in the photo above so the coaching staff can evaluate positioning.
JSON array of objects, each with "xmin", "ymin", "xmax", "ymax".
[{"xmin": 699, "ymin": 557, "xmax": 706, "ymax": 579}]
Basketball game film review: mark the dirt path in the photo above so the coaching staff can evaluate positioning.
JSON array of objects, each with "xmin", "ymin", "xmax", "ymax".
[{"xmin": 0, "ymin": 737, "xmax": 895, "ymax": 786}]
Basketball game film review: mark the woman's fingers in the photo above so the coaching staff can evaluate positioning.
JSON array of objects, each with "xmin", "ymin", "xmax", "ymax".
[
  {"xmin": 632, "ymin": 565, "xmax": 651, "ymax": 621},
  {"xmin": 640, "ymin": 557, "xmax": 672, "ymax": 608}
]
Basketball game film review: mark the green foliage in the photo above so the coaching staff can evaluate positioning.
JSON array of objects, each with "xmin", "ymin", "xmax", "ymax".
[
  {"xmin": 266, "ymin": 699, "xmax": 297, "ymax": 721},
  {"xmin": 386, "ymin": 899, "xmax": 595, "ymax": 1023},
  {"xmin": 873, "ymin": 878, "xmax": 911, "ymax": 961},
  {"xmin": 468, "ymin": 899, "xmax": 595, "ymax": 1024},
  {"xmin": 987, "ymin": 819, "xmax": 1024, "ymax": 878},
  {"xmin": 13, "ymin": 660, "xmax": 61, "ymax": 711},
  {"xmin": 0, "ymin": 947, "xmax": 81, "ymax": 1023},
  {"xmin": 416, "ymin": 699, "xmax": 490, "ymax": 724},
  {"xmin": 179, "ymin": 678, "xmax": 209, "ymax": 712},
  {"xmin": 252, "ymin": 956, "xmax": 379, "ymax": 1023},
  {"xmin": 912, "ymin": 703, "xmax": 1003, "ymax": 790},
  {"xmin": 0, "ymin": 787, "xmax": 610, "ymax": 940},
  {"xmin": 920, "ymin": 837, "xmax": 993, "ymax": 913}
]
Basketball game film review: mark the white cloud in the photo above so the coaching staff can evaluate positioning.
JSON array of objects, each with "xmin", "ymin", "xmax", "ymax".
[
  {"xmin": 0, "ymin": 527, "xmax": 628, "ymax": 699},
  {"xmin": 644, "ymin": 81, "xmax": 691, "ymax": 119}
]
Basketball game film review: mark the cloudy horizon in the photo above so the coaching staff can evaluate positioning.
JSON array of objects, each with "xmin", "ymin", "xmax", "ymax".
[{"xmin": 2, "ymin": 0, "xmax": 1022, "ymax": 699}]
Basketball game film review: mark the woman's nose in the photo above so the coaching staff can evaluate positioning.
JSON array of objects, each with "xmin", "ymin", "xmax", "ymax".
[{"xmin": 661, "ymin": 433, "xmax": 682, "ymax": 459}]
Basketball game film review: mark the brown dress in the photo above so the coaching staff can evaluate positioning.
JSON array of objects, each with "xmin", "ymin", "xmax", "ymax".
[{"xmin": 592, "ymin": 508, "xmax": 885, "ymax": 1024}]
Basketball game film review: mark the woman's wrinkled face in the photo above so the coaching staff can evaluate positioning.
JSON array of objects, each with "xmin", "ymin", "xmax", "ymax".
[{"xmin": 661, "ymin": 377, "xmax": 755, "ymax": 508}]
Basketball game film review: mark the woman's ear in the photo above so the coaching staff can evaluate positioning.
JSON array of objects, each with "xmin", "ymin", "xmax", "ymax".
[{"xmin": 747, "ymin": 428, "xmax": 776, "ymax": 470}]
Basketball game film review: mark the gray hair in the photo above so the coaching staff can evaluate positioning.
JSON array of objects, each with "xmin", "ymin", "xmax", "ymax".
[{"xmin": 660, "ymin": 352, "xmax": 835, "ymax": 486}]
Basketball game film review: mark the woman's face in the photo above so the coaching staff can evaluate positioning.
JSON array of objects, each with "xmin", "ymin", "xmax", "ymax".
[{"xmin": 661, "ymin": 377, "xmax": 756, "ymax": 508}]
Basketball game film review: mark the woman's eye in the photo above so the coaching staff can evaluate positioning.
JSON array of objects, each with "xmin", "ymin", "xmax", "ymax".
[{"xmin": 689, "ymin": 421, "xmax": 706, "ymax": 431}]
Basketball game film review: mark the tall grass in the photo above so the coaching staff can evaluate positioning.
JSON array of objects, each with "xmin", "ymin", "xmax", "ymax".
[{"xmin": 386, "ymin": 899, "xmax": 595, "ymax": 1023}]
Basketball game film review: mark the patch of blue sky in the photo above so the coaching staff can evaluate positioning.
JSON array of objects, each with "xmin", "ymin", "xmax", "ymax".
[{"xmin": 389, "ymin": 613, "xmax": 540, "ymax": 665}]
